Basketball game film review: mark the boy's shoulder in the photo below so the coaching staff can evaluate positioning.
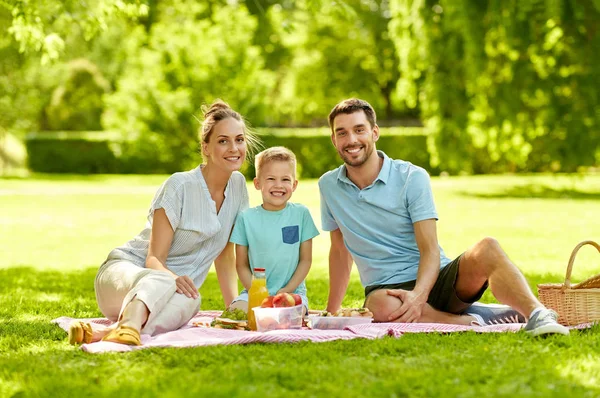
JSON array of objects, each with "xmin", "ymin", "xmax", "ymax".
[
  {"xmin": 286, "ymin": 202, "xmax": 310, "ymax": 213},
  {"xmin": 239, "ymin": 205, "xmax": 263, "ymax": 216}
]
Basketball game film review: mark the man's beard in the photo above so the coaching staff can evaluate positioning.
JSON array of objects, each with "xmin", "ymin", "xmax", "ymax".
[{"xmin": 338, "ymin": 142, "xmax": 374, "ymax": 167}]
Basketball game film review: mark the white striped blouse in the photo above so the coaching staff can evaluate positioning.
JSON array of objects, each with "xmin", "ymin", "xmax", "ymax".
[{"xmin": 106, "ymin": 166, "xmax": 249, "ymax": 288}]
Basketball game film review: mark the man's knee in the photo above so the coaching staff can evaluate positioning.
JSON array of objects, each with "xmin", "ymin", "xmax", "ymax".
[
  {"xmin": 470, "ymin": 237, "xmax": 506, "ymax": 269},
  {"xmin": 365, "ymin": 290, "xmax": 402, "ymax": 323},
  {"xmin": 477, "ymin": 237, "xmax": 501, "ymax": 253}
]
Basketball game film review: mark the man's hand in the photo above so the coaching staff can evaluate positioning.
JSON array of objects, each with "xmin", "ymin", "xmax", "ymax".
[
  {"xmin": 386, "ymin": 289, "xmax": 427, "ymax": 322},
  {"xmin": 174, "ymin": 275, "xmax": 198, "ymax": 299}
]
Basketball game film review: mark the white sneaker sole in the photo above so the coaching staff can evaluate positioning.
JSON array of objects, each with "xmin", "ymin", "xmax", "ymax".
[{"xmin": 525, "ymin": 323, "xmax": 570, "ymax": 336}]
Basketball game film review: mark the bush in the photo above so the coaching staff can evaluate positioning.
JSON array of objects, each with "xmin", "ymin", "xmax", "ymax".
[
  {"xmin": 26, "ymin": 135, "xmax": 118, "ymax": 174},
  {"xmin": 24, "ymin": 128, "xmax": 431, "ymax": 176},
  {"xmin": 242, "ymin": 133, "xmax": 431, "ymax": 179},
  {"xmin": 44, "ymin": 59, "xmax": 111, "ymax": 131}
]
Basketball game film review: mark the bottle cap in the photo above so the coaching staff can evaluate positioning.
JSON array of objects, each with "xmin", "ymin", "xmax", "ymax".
[{"xmin": 253, "ymin": 267, "xmax": 266, "ymax": 272}]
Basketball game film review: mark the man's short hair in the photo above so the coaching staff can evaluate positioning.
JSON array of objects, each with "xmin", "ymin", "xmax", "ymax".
[
  {"xmin": 328, "ymin": 98, "xmax": 377, "ymax": 133},
  {"xmin": 255, "ymin": 146, "xmax": 297, "ymax": 177}
]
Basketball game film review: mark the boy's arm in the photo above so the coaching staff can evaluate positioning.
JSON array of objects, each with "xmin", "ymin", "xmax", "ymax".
[
  {"xmin": 277, "ymin": 239, "xmax": 313, "ymax": 294},
  {"xmin": 214, "ymin": 242, "xmax": 238, "ymax": 307},
  {"xmin": 326, "ymin": 228, "xmax": 353, "ymax": 313},
  {"xmin": 235, "ymin": 244, "xmax": 252, "ymax": 291}
]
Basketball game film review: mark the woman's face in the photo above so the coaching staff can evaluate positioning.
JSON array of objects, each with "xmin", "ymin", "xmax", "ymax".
[{"xmin": 202, "ymin": 118, "xmax": 247, "ymax": 172}]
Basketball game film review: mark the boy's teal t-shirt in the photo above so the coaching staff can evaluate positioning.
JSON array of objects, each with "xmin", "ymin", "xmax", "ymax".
[{"xmin": 230, "ymin": 202, "xmax": 320, "ymax": 296}]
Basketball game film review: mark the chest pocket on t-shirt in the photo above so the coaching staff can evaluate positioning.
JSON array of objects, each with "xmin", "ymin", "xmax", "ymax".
[{"xmin": 282, "ymin": 225, "xmax": 299, "ymax": 244}]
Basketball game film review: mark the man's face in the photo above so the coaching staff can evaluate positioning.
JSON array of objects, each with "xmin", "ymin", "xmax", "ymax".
[{"xmin": 331, "ymin": 111, "xmax": 379, "ymax": 167}]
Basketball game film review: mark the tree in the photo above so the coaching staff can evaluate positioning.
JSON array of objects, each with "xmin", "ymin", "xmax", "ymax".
[
  {"xmin": 390, "ymin": 0, "xmax": 600, "ymax": 173},
  {"xmin": 2, "ymin": 0, "xmax": 148, "ymax": 63},
  {"xmin": 102, "ymin": 1, "xmax": 275, "ymax": 172},
  {"xmin": 273, "ymin": 0, "xmax": 406, "ymax": 126}
]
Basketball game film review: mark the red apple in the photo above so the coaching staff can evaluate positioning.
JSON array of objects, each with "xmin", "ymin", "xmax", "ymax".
[
  {"xmin": 260, "ymin": 296, "xmax": 275, "ymax": 308},
  {"xmin": 257, "ymin": 316, "xmax": 278, "ymax": 331},
  {"xmin": 272, "ymin": 292, "xmax": 296, "ymax": 308},
  {"xmin": 291, "ymin": 293, "xmax": 302, "ymax": 306}
]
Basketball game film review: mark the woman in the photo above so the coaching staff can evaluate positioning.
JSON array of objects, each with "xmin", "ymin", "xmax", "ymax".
[{"xmin": 69, "ymin": 100, "xmax": 259, "ymax": 345}]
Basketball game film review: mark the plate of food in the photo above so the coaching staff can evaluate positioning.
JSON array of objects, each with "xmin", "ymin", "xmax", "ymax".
[
  {"xmin": 195, "ymin": 308, "xmax": 250, "ymax": 331},
  {"xmin": 308, "ymin": 307, "xmax": 374, "ymax": 330}
]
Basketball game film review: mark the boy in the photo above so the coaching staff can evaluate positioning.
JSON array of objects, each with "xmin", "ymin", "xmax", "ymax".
[{"xmin": 229, "ymin": 146, "xmax": 319, "ymax": 312}]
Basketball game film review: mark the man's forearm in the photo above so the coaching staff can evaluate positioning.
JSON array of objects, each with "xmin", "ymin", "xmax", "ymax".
[
  {"xmin": 413, "ymin": 249, "xmax": 440, "ymax": 297},
  {"xmin": 326, "ymin": 250, "xmax": 352, "ymax": 312}
]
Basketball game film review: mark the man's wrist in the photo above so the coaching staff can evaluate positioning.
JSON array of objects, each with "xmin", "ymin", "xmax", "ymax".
[{"xmin": 411, "ymin": 286, "xmax": 430, "ymax": 302}]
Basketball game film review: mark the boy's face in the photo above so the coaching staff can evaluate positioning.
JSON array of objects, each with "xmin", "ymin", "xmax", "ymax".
[{"xmin": 254, "ymin": 160, "xmax": 298, "ymax": 211}]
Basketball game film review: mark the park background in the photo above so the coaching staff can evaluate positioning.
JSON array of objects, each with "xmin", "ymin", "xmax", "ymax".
[{"xmin": 1, "ymin": 0, "xmax": 599, "ymax": 397}]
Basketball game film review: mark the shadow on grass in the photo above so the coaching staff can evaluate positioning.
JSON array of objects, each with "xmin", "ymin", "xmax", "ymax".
[
  {"xmin": 1, "ymin": 267, "xmax": 600, "ymax": 397},
  {"xmin": 459, "ymin": 184, "xmax": 600, "ymax": 200}
]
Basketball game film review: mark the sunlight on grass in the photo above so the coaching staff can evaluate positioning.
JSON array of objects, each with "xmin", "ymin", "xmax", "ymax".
[
  {"xmin": 558, "ymin": 355, "xmax": 600, "ymax": 389},
  {"xmin": 2, "ymin": 173, "xmax": 598, "ymax": 283},
  {"xmin": 1, "ymin": 173, "xmax": 599, "ymax": 397},
  {"xmin": 0, "ymin": 380, "xmax": 23, "ymax": 398}
]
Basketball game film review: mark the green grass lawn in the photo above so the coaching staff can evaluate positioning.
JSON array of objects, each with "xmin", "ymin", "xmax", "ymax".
[{"xmin": 1, "ymin": 173, "xmax": 600, "ymax": 397}]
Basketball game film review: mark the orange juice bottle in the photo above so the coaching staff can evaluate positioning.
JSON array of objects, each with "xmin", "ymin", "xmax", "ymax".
[{"xmin": 248, "ymin": 267, "xmax": 269, "ymax": 331}]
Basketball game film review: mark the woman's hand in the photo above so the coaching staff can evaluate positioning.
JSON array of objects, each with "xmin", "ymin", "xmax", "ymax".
[{"xmin": 175, "ymin": 275, "xmax": 198, "ymax": 299}]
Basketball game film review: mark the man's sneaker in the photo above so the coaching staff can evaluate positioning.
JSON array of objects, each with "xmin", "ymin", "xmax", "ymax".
[
  {"xmin": 464, "ymin": 302, "xmax": 526, "ymax": 326},
  {"xmin": 524, "ymin": 308, "xmax": 570, "ymax": 336}
]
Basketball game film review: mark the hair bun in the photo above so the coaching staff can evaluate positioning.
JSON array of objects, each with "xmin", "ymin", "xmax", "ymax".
[{"xmin": 202, "ymin": 99, "xmax": 231, "ymax": 118}]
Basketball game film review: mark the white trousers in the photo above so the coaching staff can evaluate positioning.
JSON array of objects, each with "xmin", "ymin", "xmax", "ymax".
[{"xmin": 94, "ymin": 259, "xmax": 200, "ymax": 336}]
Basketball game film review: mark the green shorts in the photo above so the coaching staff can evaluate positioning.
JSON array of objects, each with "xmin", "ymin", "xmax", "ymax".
[{"xmin": 364, "ymin": 254, "xmax": 488, "ymax": 314}]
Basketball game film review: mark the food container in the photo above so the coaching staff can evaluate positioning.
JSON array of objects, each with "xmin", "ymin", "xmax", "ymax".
[
  {"xmin": 252, "ymin": 305, "xmax": 304, "ymax": 332},
  {"xmin": 308, "ymin": 315, "xmax": 373, "ymax": 330}
]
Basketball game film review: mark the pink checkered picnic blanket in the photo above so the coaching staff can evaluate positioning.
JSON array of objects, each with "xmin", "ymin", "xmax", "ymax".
[{"xmin": 53, "ymin": 311, "xmax": 589, "ymax": 353}]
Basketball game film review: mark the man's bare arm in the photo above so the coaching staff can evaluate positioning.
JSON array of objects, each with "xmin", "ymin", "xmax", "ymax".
[
  {"xmin": 326, "ymin": 228, "xmax": 353, "ymax": 313},
  {"xmin": 387, "ymin": 218, "xmax": 440, "ymax": 322}
]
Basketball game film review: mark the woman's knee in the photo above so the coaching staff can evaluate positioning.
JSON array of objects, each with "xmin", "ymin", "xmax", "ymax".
[
  {"xmin": 182, "ymin": 294, "xmax": 201, "ymax": 317},
  {"xmin": 365, "ymin": 290, "xmax": 402, "ymax": 323},
  {"xmin": 142, "ymin": 293, "xmax": 200, "ymax": 335}
]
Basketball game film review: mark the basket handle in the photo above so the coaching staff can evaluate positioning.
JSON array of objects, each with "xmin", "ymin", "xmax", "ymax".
[{"xmin": 564, "ymin": 240, "xmax": 600, "ymax": 289}]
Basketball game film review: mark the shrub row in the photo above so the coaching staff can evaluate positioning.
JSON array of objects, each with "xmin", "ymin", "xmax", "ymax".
[{"xmin": 25, "ymin": 129, "xmax": 431, "ymax": 177}]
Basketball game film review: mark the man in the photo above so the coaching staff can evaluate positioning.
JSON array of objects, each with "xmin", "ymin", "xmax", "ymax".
[{"xmin": 318, "ymin": 98, "xmax": 568, "ymax": 336}]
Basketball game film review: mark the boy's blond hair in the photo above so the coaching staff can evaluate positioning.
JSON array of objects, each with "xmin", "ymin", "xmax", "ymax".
[{"xmin": 255, "ymin": 146, "xmax": 297, "ymax": 178}]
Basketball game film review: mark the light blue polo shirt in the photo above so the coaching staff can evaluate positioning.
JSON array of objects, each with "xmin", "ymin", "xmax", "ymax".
[
  {"xmin": 230, "ymin": 202, "xmax": 320, "ymax": 296},
  {"xmin": 318, "ymin": 151, "xmax": 452, "ymax": 288}
]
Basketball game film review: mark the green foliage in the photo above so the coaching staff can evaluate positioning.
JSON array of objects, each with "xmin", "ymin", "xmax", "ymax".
[
  {"xmin": 244, "ymin": 131, "xmax": 431, "ymax": 178},
  {"xmin": 25, "ymin": 135, "xmax": 119, "ymax": 173},
  {"xmin": 273, "ymin": 0, "xmax": 407, "ymax": 125},
  {"xmin": 390, "ymin": 0, "xmax": 600, "ymax": 174},
  {"xmin": 44, "ymin": 59, "xmax": 111, "ymax": 131},
  {"xmin": 102, "ymin": 1, "xmax": 275, "ymax": 173},
  {"xmin": 3, "ymin": 0, "xmax": 148, "ymax": 63},
  {"xmin": 22, "ymin": 128, "xmax": 430, "ymax": 176},
  {"xmin": 3, "ymin": 0, "xmax": 600, "ymax": 175}
]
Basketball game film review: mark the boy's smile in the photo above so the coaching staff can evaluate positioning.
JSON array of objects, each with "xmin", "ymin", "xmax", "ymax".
[{"xmin": 254, "ymin": 160, "xmax": 298, "ymax": 211}]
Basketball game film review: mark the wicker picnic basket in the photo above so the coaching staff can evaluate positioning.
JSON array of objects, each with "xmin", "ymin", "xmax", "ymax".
[{"xmin": 537, "ymin": 240, "xmax": 600, "ymax": 326}]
